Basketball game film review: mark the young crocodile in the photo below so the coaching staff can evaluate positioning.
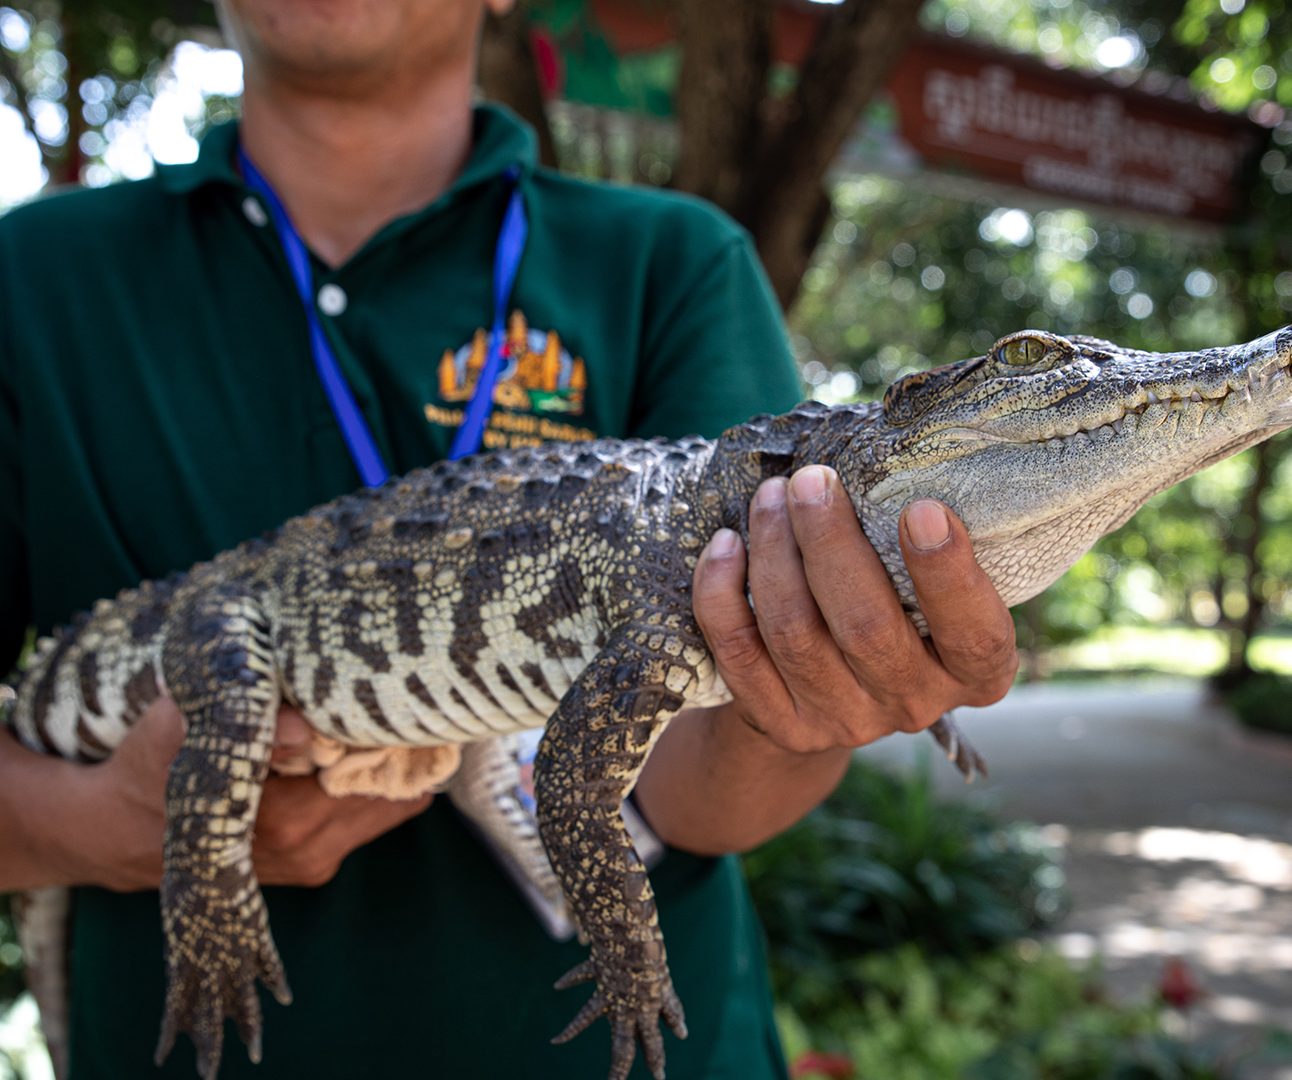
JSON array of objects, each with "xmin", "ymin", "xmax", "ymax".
[{"xmin": 6, "ymin": 326, "xmax": 1292, "ymax": 1080}]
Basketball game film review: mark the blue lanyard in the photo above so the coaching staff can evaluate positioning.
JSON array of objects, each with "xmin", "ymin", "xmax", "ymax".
[{"xmin": 237, "ymin": 147, "xmax": 529, "ymax": 484}]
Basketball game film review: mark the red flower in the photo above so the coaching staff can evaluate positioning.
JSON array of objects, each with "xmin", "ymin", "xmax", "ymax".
[
  {"xmin": 791, "ymin": 1050, "xmax": 854, "ymax": 1079},
  {"xmin": 1159, "ymin": 956, "xmax": 1205, "ymax": 1011}
]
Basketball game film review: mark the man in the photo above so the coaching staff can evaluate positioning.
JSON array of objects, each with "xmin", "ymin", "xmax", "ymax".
[{"xmin": 0, "ymin": 1, "xmax": 1018, "ymax": 1076}]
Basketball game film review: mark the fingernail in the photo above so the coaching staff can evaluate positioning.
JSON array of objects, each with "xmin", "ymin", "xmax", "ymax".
[
  {"xmin": 754, "ymin": 478, "xmax": 786, "ymax": 510},
  {"xmin": 707, "ymin": 528, "xmax": 740, "ymax": 558},
  {"xmin": 789, "ymin": 466, "xmax": 830, "ymax": 505},
  {"xmin": 906, "ymin": 500, "xmax": 950, "ymax": 550}
]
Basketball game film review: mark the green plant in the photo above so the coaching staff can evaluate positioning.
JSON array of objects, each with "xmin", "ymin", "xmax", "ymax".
[
  {"xmin": 0, "ymin": 896, "xmax": 20, "ymax": 1015},
  {"xmin": 1221, "ymin": 672, "xmax": 1292, "ymax": 736},
  {"xmin": 779, "ymin": 944, "xmax": 1281, "ymax": 1080},
  {"xmin": 744, "ymin": 756, "xmax": 1067, "ymax": 1023}
]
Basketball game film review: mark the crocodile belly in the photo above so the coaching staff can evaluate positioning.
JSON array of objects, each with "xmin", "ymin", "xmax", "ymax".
[{"xmin": 291, "ymin": 605, "xmax": 608, "ymax": 748}]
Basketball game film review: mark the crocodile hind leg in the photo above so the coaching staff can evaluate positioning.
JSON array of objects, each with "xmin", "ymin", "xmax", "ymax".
[
  {"xmin": 155, "ymin": 585, "xmax": 290, "ymax": 1080},
  {"xmin": 535, "ymin": 629, "xmax": 699, "ymax": 1080}
]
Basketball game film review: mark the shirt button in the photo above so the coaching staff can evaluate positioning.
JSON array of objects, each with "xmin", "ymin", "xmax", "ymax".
[
  {"xmin": 317, "ymin": 283, "xmax": 348, "ymax": 316},
  {"xmin": 241, "ymin": 196, "xmax": 268, "ymax": 227}
]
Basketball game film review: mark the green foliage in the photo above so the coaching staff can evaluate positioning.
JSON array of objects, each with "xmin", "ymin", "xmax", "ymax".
[
  {"xmin": 1175, "ymin": 0, "xmax": 1292, "ymax": 110},
  {"xmin": 743, "ymin": 758, "xmax": 1067, "ymax": 1027},
  {"xmin": 779, "ymin": 944, "xmax": 1265, "ymax": 1080},
  {"xmin": 1221, "ymin": 670, "xmax": 1292, "ymax": 734},
  {"xmin": 0, "ymin": 894, "xmax": 20, "ymax": 1014}
]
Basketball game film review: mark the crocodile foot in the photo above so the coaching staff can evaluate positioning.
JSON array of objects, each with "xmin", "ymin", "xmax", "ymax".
[
  {"xmin": 552, "ymin": 956, "xmax": 687, "ymax": 1080},
  {"xmin": 154, "ymin": 867, "xmax": 291, "ymax": 1080}
]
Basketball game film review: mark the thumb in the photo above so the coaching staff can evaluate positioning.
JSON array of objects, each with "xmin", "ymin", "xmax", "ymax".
[{"xmin": 131, "ymin": 696, "xmax": 188, "ymax": 765}]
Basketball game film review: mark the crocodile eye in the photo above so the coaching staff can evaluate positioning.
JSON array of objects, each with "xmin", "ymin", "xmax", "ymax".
[{"xmin": 999, "ymin": 337, "xmax": 1047, "ymax": 365}]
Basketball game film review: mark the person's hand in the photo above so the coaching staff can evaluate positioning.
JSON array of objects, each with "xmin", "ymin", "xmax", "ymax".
[
  {"xmin": 86, "ymin": 699, "xmax": 431, "ymax": 891},
  {"xmin": 691, "ymin": 465, "xmax": 1017, "ymax": 756},
  {"xmin": 252, "ymin": 707, "xmax": 433, "ymax": 886}
]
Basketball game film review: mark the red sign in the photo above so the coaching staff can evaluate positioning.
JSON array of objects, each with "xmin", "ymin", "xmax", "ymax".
[{"xmin": 886, "ymin": 33, "xmax": 1268, "ymax": 224}]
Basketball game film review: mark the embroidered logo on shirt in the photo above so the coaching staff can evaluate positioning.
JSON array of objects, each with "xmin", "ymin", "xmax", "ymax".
[{"xmin": 424, "ymin": 310, "xmax": 596, "ymax": 449}]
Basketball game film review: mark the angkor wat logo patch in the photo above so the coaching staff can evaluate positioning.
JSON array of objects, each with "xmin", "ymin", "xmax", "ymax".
[
  {"xmin": 438, "ymin": 310, "xmax": 587, "ymax": 415},
  {"xmin": 425, "ymin": 311, "xmax": 595, "ymax": 449}
]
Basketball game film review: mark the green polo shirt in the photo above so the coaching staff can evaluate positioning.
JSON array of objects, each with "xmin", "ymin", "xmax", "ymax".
[{"xmin": 0, "ymin": 105, "xmax": 800, "ymax": 1079}]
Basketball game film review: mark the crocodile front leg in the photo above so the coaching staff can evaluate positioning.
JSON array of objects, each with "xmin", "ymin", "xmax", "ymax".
[
  {"xmin": 536, "ymin": 629, "xmax": 699, "ymax": 1080},
  {"xmin": 155, "ymin": 585, "xmax": 290, "ymax": 1080}
]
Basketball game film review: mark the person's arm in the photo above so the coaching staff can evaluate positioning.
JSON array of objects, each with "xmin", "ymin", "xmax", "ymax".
[
  {"xmin": 637, "ymin": 471, "xmax": 1017, "ymax": 854},
  {"xmin": 0, "ymin": 702, "xmax": 431, "ymax": 892}
]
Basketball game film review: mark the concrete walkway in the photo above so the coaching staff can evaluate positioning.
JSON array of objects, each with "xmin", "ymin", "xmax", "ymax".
[{"xmin": 866, "ymin": 678, "xmax": 1292, "ymax": 1079}]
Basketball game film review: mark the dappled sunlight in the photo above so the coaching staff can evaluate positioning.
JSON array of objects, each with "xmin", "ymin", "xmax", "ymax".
[
  {"xmin": 1040, "ymin": 821, "xmax": 1292, "ymax": 1040},
  {"xmin": 1101, "ymin": 827, "xmax": 1292, "ymax": 888},
  {"xmin": 0, "ymin": 994, "xmax": 53, "ymax": 1080},
  {"xmin": 1100, "ymin": 921, "xmax": 1292, "ymax": 974}
]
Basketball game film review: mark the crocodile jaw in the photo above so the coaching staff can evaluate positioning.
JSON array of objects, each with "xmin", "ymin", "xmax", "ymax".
[{"xmin": 855, "ymin": 326, "xmax": 1292, "ymax": 609}]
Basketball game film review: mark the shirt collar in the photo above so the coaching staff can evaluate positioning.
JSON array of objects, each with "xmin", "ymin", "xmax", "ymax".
[{"xmin": 155, "ymin": 102, "xmax": 538, "ymax": 199}]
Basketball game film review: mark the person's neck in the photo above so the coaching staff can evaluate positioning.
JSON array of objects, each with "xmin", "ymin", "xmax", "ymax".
[{"xmin": 238, "ymin": 72, "xmax": 476, "ymax": 268}]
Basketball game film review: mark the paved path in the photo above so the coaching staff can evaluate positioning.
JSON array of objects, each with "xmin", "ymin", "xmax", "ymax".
[{"xmin": 866, "ymin": 678, "xmax": 1292, "ymax": 1079}]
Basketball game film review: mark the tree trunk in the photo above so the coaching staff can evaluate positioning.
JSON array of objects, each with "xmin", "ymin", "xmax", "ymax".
[
  {"xmin": 483, "ymin": 0, "xmax": 927, "ymax": 307},
  {"xmin": 673, "ymin": 0, "xmax": 928, "ymax": 308},
  {"xmin": 1218, "ymin": 239, "xmax": 1286, "ymax": 684},
  {"xmin": 47, "ymin": 11, "xmax": 86, "ymax": 187},
  {"xmin": 672, "ymin": 0, "xmax": 774, "ymax": 216},
  {"xmin": 479, "ymin": 3, "xmax": 560, "ymax": 169},
  {"xmin": 751, "ymin": 0, "xmax": 927, "ymax": 308},
  {"xmin": 1225, "ymin": 435, "xmax": 1283, "ymax": 678}
]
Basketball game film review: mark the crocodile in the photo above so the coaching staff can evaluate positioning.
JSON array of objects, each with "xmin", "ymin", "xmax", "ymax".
[{"xmin": 5, "ymin": 325, "xmax": 1292, "ymax": 1080}]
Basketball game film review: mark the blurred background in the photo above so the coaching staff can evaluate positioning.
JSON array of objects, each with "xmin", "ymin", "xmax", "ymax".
[{"xmin": 1, "ymin": 0, "xmax": 1290, "ymax": 1076}]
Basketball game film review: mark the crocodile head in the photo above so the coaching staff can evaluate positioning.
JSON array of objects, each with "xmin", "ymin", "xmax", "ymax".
[{"xmin": 844, "ymin": 326, "xmax": 1292, "ymax": 609}]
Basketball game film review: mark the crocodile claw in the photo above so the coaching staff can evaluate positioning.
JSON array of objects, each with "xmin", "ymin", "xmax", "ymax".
[
  {"xmin": 552, "ymin": 958, "xmax": 687, "ymax": 1080},
  {"xmin": 929, "ymin": 712, "xmax": 989, "ymax": 781},
  {"xmin": 554, "ymin": 958, "xmax": 597, "ymax": 991}
]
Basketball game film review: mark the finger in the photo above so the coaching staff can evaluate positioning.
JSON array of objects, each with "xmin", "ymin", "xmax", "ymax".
[
  {"xmin": 691, "ymin": 527, "xmax": 792, "ymax": 729},
  {"xmin": 787, "ymin": 466, "xmax": 943, "ymax": 705},
  {"xmin": 271, "ymin": 705, "xmax": 314, "ymax": 766},
  {"xmin": 899, "ymin": 500, "xmax": 1018, "ymax": 704},
  {"xmin": 131, "ymin": 696, "xmax": 187, "ymax": 768},
  {"xmin": 254, "ymin": 776, "xmax": 431, "ymax": 885},
  {"xmin": 745, "ymin": 477, "xmax": 860, "ymax": 714}
]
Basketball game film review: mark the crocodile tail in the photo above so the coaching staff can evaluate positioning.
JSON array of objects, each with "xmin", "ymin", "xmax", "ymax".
[{"xmin": 14, "ymin": 887, "xmax": 74, "ymax": 1080}]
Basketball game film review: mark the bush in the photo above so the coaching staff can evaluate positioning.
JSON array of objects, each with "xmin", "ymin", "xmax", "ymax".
[
  {"xmin": 744, "ymin": 756, "xmax": 1067, "ymax": 1025},
  {"xmin": 0, "ymin": 896, "xmax": 20, "ymax": 1015},
  {"xmin": 779, "ymin": 943, "xmax": 1275, "ymax": 1080},
  {"xmin": 1221, "ymin": 673, "xmax": 1292, "ymax": 737}
]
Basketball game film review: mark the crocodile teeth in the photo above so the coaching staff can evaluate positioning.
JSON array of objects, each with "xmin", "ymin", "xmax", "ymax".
[
  {"xmin": 1146, "ymin": 391, "xmax": 1160, "ymax": 405},
  {"xmin": 1111, "ymin": 417, "xmax": 1125, "ymax": 434}
]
